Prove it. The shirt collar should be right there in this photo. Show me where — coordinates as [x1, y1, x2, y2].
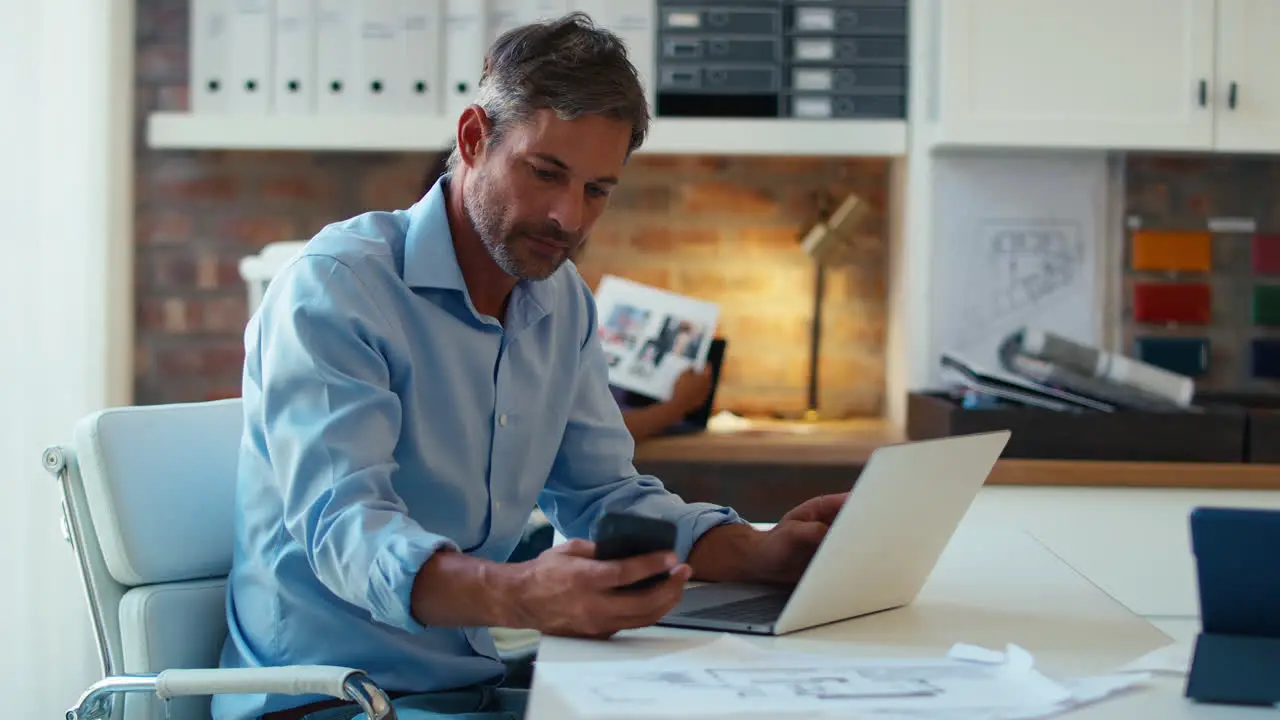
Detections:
[403, 175, 467, 292]
[403, 174, 556, 325]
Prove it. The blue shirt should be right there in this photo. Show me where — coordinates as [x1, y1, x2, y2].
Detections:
[213, 178, 742, 720]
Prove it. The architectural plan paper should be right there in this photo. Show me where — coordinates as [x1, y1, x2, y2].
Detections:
[535, 635, 1079, 719]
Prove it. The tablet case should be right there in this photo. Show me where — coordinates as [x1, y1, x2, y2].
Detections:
[1184, 506, 1280, 706]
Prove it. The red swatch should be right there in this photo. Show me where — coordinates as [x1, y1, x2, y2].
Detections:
[1133, 282, 1212, 324]
[1252, 235, 1280, 275]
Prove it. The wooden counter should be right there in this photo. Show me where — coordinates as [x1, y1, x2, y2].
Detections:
[631, 418, 1280, 520]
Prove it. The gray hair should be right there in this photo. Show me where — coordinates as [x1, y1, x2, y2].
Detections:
[446, 12, 650, 172]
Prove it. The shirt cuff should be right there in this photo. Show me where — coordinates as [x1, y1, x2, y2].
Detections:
[675, 505, 749, 563]
[367, 530, 460, 634]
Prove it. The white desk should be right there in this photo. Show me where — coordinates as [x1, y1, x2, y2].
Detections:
[526, 524, 1275, 719]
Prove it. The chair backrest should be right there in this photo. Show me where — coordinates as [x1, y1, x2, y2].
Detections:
[47, 399, 245, 720]
[239, 240, 307, 315]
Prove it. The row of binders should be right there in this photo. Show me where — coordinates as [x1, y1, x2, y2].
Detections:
[190, 0, 655, 116]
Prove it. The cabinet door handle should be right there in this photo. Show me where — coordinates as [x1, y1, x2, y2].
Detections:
[1199, 79, 1208, 107]
[1229, 81, 1238, 110]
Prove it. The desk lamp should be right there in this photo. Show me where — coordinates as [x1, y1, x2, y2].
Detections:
[798, 191, 872, 422]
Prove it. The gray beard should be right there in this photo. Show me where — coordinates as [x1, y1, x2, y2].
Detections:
[462, 178, 525, 279]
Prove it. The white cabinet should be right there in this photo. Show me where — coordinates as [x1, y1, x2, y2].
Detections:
[934, 0, 1215, 150]
[1214, 0, 1280, 153]
[932, 0, 1280, 154]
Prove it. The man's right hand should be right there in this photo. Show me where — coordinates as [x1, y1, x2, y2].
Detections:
[504, 538, 692, 639]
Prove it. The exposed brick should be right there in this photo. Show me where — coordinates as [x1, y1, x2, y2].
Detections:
[139, 298, 198, 334]
[149, 253, 197, 288]
[723, 313, 812, 349]
[205, 388, 242, 401]
[609, 184, 671, 212]
[193, 254, 243, 290]
[136, 43, 186, 84]
[360, 160, 431, 210]
[677, 266, 773, 299]
[822, 308, 885, 347]
[155, 84, 189, 112]
[580, 221, 630, 253]
[205, 344, 248, 377]
[631, 227, 718, 255]
[722, 351, 809, 388]
[1127, 181, 1171, 218]
[136, 211, 195, 245]
[599, 265, 673, 291]
[678, 182, 780, 216]
[195, 296, 249, 334]
[631, 155, 728, 173]
[148, 159, 238, 202]
[136, 2, 187, 44]
[731, 226, 802, 255]
[156, 347, 204, 376]
[732, 157, 830, 175]
[818, 353, 885, 390]
[261, 174, 340, 205]
[218, 215, 300, 247]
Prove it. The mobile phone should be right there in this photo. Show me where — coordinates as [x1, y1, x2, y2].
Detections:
[593, 512, 678, 591]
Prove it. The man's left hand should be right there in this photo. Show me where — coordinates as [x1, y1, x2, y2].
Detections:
[750, 493, 848, 584]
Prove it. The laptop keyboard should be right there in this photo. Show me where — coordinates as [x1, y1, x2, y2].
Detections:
[679, 592, 791, 623]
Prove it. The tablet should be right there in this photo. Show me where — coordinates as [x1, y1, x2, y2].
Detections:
[1189, 506, 1280, 639]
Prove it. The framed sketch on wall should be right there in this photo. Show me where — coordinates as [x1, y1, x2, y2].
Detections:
[927, 152, 1119, 385]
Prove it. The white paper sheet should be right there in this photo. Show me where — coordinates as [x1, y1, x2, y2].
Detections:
[1114, 641, 1193, 676]
[535, 635, 1149, 720]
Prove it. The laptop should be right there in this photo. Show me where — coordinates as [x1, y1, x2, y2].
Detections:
[1189, 506, 1280, 639]
[658, 430, 1012, 636]
[620, 338, 727, 435]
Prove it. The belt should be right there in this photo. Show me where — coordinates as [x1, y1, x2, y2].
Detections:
[261, 691, 413, 720]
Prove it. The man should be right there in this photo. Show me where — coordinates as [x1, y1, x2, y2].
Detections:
[216, 13, 845, 720]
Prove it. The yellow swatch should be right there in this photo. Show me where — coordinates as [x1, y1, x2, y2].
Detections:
[1131, 231, 1212, 273]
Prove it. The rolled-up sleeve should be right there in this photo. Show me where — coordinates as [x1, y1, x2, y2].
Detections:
[538, 285, 745, 561]
[255, 254, 455, 634]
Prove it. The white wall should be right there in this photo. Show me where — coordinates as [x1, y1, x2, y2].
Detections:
[0, 0, 134, 716]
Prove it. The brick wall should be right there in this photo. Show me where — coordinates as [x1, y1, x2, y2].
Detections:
[133, 0, 890, 417]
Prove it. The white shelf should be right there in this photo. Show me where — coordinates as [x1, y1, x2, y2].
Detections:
[145, 112, 908, 157]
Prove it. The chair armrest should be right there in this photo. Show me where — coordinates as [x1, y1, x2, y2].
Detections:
[67, 667, 396, 720]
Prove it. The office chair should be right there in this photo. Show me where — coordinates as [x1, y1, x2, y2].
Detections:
[43, 399, 397, 720]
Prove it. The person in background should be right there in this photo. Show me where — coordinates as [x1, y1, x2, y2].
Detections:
[421, 146, 714, 443]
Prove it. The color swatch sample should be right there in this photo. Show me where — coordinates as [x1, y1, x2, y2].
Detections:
[1252, 235, 1280, 275]
[1253, 285, 1280, 326]
[1130, 231, 1213, 272]
[1135, 336, 1209, 377]
[1132, 282, 1212, 324]
[1251, 339, 1280, 379]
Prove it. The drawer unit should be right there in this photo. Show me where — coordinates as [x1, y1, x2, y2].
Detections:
[658, 64, 781, 93]
[790, 65, 904, 93]
[788, 35, 907, 64]
[660, 36, 782, 64]
[659, 5, 782, 35]
[787, 4, 908, 35]
[652, 0, 910, 119]
[786, 92, 905, 119]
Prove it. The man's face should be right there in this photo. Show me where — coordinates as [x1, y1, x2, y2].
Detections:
[463, 109, 631, 281]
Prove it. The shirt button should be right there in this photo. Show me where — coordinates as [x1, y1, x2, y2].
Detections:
[498, 413, 508, 427]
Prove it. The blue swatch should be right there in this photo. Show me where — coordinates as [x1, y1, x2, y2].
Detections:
[1250, 339, 1280, 379]
[1135, 336, 1209, 377]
